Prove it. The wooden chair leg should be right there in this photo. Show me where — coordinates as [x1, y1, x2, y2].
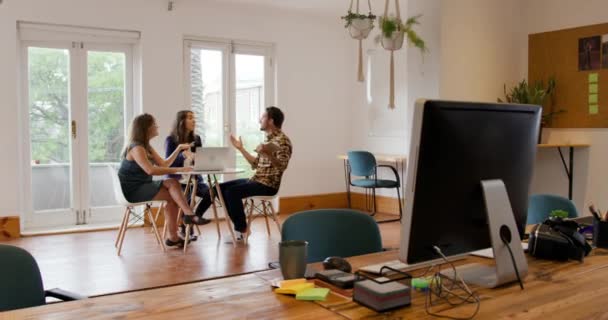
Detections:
[117, 209, 131, 256]
[262, 201, 271, 237]
[245, 199, 255, 244]
[114, 208, 129, 248]
[268, 201, 282, 234]
[183, 224, 191, 254]
[147, 206, 166, 252]
[145, 206, 161, 245]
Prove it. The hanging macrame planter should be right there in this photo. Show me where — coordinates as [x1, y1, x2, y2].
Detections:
[379, 0, 404, 109]
[342, 0, 376, 82]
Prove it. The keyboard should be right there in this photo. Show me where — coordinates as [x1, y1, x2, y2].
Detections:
[358, 260, 410, 275]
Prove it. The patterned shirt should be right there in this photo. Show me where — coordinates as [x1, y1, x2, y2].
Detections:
[250, 130, 292, 190]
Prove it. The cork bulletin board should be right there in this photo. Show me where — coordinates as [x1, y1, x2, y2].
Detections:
[529, 22, 608, 128]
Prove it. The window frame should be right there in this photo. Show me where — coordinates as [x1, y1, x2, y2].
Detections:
[183, 37, 275, 150]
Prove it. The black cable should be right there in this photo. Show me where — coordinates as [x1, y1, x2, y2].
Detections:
[501, 236, 524, 290]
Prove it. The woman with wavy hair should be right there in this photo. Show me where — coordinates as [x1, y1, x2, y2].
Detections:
[165, 110, 212, 241]
[118, 113, 207, 248]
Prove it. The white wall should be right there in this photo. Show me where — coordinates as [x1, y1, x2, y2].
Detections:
[523, 0, 608, 212]
[0, 0, 353, 217]
[439, 0, 526, 102]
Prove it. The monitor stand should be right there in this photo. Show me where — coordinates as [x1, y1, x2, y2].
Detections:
[440, 179, 528, 288]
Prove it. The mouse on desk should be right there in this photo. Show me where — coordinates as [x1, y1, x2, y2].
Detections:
[323, 256, 352, 273]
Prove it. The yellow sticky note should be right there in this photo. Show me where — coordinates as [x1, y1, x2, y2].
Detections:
[278, 278, 307, 288]
[589, 94, 599, 104]
[589, 104, 599, 114]
[589, 83, 598, 94]
[295, 288, 330, 301]
[589, 73, 599, 83]
[275, 283, 315, 295]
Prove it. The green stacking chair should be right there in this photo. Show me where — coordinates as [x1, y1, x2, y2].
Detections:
[527, 194, 579, 225]
[0, 244, 85, 312]
[347, 151, 402, 222]
[281, 209, 383, 263]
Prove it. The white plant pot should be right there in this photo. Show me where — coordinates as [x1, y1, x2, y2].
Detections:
[381, 30, 405, 51]
[348, 18, 374, 40]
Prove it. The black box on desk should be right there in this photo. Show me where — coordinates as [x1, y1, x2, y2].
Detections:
[352, 267, 412, 313]
[593, 219, 608, 248]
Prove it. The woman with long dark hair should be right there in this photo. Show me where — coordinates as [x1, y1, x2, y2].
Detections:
[118, 113, 208, 248]
[165, 110, 212, 240]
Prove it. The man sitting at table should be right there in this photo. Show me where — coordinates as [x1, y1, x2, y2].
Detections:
[222, 106, 292, 241]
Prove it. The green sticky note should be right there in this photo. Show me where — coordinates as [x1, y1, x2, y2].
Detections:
[295, 288, 330, 301]
[589, 73, 599, 83]
[589, 83, 599, 94]
[589, 104, 599, 114]
[589, 94, 599, 104]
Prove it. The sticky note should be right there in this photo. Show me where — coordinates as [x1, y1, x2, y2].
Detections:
[295, 288, 330, 301]
[589, 83, 598, 94]
[589, 104, 599, 114]
[278, 279, 307, 288]
[589, 94, 598, 104]
[275, 283, 315, 295]
[589, 73, 599, 83]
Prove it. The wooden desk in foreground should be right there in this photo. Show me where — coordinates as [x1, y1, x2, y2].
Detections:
[5, 248, 608, 319]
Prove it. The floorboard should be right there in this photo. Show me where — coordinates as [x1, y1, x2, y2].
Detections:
[1, 213, 401, 297]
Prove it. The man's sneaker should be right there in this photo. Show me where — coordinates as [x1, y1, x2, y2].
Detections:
[235, 231, 245, 242]
[179, 225, 197, 242]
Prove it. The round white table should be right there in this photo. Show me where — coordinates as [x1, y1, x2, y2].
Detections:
[175, 168, 245, 252]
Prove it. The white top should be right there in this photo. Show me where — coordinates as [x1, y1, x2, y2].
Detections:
[176, 168, 245, 175]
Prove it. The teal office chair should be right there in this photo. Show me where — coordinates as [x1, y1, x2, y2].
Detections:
[281, 209, 383, 263]
[527, 194, 579, 225]
[0, 244, 85, 312]
[347, 151, 402, 222]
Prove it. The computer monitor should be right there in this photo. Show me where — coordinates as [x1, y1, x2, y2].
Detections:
[399, 99, 540, 287]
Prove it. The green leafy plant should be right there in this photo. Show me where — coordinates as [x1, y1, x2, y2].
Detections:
[376, 14, 427, 53]
[550, 209, 569, 219]
[498, 77, 565, 126]
[341, 11, 376, 28]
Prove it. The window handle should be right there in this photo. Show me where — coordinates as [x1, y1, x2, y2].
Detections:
[71, 120, 77, 139]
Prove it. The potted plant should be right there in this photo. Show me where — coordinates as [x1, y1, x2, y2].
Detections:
[498, 77, 564, 143]
[376, 15, 427, 53]
[550, 209, 569, 219]
[342, 10, 376, 40]
[341, 1, 376, 82]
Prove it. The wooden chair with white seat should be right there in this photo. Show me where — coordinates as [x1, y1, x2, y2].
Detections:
[108, 166, 166, 255]
[243, 195, 281, 243]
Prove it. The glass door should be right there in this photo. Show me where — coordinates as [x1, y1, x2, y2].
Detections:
[22, 41, 134, 230]
[84, 46, 132, 224]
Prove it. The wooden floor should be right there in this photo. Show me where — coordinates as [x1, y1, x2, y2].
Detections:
[1, 213, 401, 297]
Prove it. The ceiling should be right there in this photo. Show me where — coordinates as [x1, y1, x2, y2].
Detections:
[201, 0, 355, 17]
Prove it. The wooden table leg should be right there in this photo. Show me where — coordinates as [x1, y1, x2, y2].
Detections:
[207, 175, 222, 239]
[190, 176, 202, 236]
[213, 174, 237, 245]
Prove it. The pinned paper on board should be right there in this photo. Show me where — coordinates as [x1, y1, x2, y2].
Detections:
[589, 83, 599, 94]
[590, 105, 599, 115]
[589, 94, 599, 104]
[579, 36, 601, 71]
[589, 73, 599, 83]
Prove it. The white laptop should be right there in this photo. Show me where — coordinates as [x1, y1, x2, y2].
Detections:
[193, 147, 230, 171]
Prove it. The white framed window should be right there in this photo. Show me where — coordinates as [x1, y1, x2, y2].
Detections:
[184, 37, 275, 176]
